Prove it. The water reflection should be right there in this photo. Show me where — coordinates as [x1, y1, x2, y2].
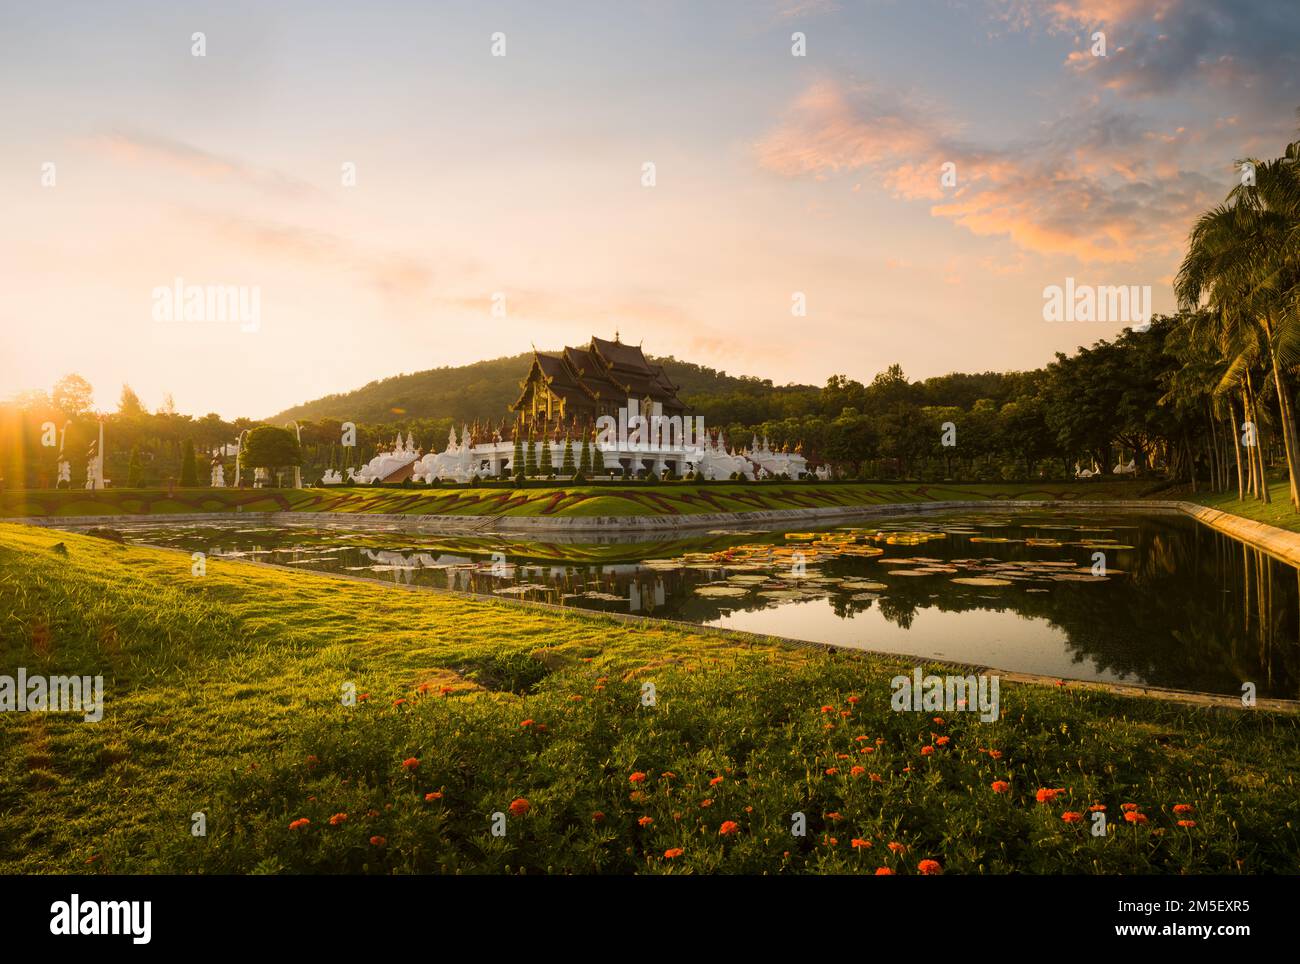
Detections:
[66, 512, 1300, 698]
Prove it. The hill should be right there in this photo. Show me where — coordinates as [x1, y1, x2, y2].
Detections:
[267, 351, 818, 424]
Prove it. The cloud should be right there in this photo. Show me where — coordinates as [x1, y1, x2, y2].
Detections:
[93, 130, 323, 199]
[992, 0, 1300, 99]
[755, 79, 1222, 262]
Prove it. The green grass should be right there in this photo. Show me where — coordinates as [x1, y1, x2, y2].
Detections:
[1, 521, 1297, 874]
[0, 479, 1159, 520]
[1187, 479, 1300, 533]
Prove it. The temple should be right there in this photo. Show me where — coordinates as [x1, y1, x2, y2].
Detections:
[512, 334, 686, 437]
[332, 335, 816, 484]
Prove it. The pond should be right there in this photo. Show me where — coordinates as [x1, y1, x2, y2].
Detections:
[71, 511, 1300, 699]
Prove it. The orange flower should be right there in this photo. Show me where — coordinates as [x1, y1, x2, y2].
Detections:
[851, 765, 867, 777]
[1061, 811, 1083, 823]
[1121, 802, 1139, 812]
[920, 746, 934, 756]
[855, 735, 870, 742]
[851, 838, 872, 849]
[875, 867, 894, 875]
[917, 859, 942, 875]
[664, 848, 684, 858]
[424, 792, 443, 802]
[932, 717, 945, 725]
[289, 818, 310, 830]
[825, 767, 839, 775]
[1172, 804, 1194, 815]
[860, 747, 875, 754]
[887, 841, 906, 854]
[700, 799, 714, 808]
[1088, 804, 1106, 812]
[1124, 811, 1148, 824]
[935, 736, 950, 746]
[869, 773, 883, 783]
[629, 771, 648, 784]
[821, 705, 834, 713]
[661, 771, 677, 779]
[369, 835, 386, 846]
[393, 698, 407, 707]
[417, 683, 430, 695]
[836, 753, 851, 760]
[508, 798, 531, 816]
[987, 750, 1003, 760]
[1035, 788, 1063, 803]
[718, 821, 740, 836]
[519, 719, 534, 728]
[592, 811, 605, 823]
[329, 812, 348, 826]
[569, 694, 583, 702]
[1177, 819, 1197, 828]
[847, 696, 860, 704]
[629, 791, 646, 803]
[826, 811, 843, 822]
[710, 776, 724, 786]
[840, 710, 851, 717]
[357, 693, 370, 702]
[305, 755, 319, 767]
[991, 780, 1010, 794]
[439, 686, 452, 695]
[401, 757, 419, 771]
[638, 816, 654, 827]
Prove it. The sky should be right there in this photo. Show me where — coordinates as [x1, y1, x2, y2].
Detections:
[1, 0, 1298, 419]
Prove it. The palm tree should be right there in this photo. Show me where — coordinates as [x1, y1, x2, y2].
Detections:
[1176, 136, 1300, 509]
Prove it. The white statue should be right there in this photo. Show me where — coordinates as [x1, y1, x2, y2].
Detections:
[211, 459, 226, 487]
[57, 459, 71, 487]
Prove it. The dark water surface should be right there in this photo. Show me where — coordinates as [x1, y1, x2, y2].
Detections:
[74, 511, 1300, 698]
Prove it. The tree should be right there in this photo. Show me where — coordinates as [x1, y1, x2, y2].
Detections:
[180, 439, 198, 486]
[539, 436, 553, 476]
[52, 374, 94, 417]
[118, 385, 146, 417]
[239, 426, 302, 479]
[592, 437, 605, 476]
[578, 438, 592, 475]
[560, 434, 575, 476]
[524, 431, 538, 476]
[512, 433, 525, 477]
[127, 446, 144, 487]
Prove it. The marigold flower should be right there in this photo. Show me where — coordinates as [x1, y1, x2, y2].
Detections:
[709, 776, 724, 786]
[440, 685, 452, 695]
[932, 717, 945, 725]
[425, 792, 443, 802]
[920, 746, 934, 756]
[718, 821, 740, 836]
[664, 848, 684, 858]
[1177, 819, 1197, 828]
[1121, 802, 1139, 812]
[638, 816, 653, 827]
[851, 838, 872, 849]
[825, 767, 839, 775]
[991, 780, 1010, 794]
[826, 811, 843, 822]
[629, 771, 648, 784]
[847, 696, 860, 704]
[369, 835, 386, 846]
[661, 771, 677, 779]
[987, 750, 1003, 760]
[861, 747, 875, 754]
[289, 818, 310, 830]
[306, 755, 319, 766]
[1173, 804, 1194, 815]
[851, 765, 867, 777]
[1035, 788, 1062, 803]
[935, 736, 950, 746]
[887, 841, 906, 854]
[875, 867, 894, 875]
[821, 705, 834, 713]
[869, 773, 882, 782]
[508, 798, 531, 816]
[700, 799, 714, 807]
[1061, 811, 1083, 823]
[917, 859, 942, 875]
[1124, 811, 1148, 824]
[1088, 804, 1106, 812]
[855, 735, 870, 742]
[329, 812, 348, 826]
[836, 753, 851, 760]
[592, 811, 605, 823]
[401, 757, 419, 771]
[357, 693, 370, 702]
[393, 698, 407, 707]
[519, 719, 534, 728]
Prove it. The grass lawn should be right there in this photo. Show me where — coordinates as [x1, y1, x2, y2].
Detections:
[1187, 479, 1300, 533]
[0, 479, 1159, 520]
[1, 521, 1297, 874]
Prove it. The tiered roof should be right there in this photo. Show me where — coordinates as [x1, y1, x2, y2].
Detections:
[512, 335, 686, 418]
